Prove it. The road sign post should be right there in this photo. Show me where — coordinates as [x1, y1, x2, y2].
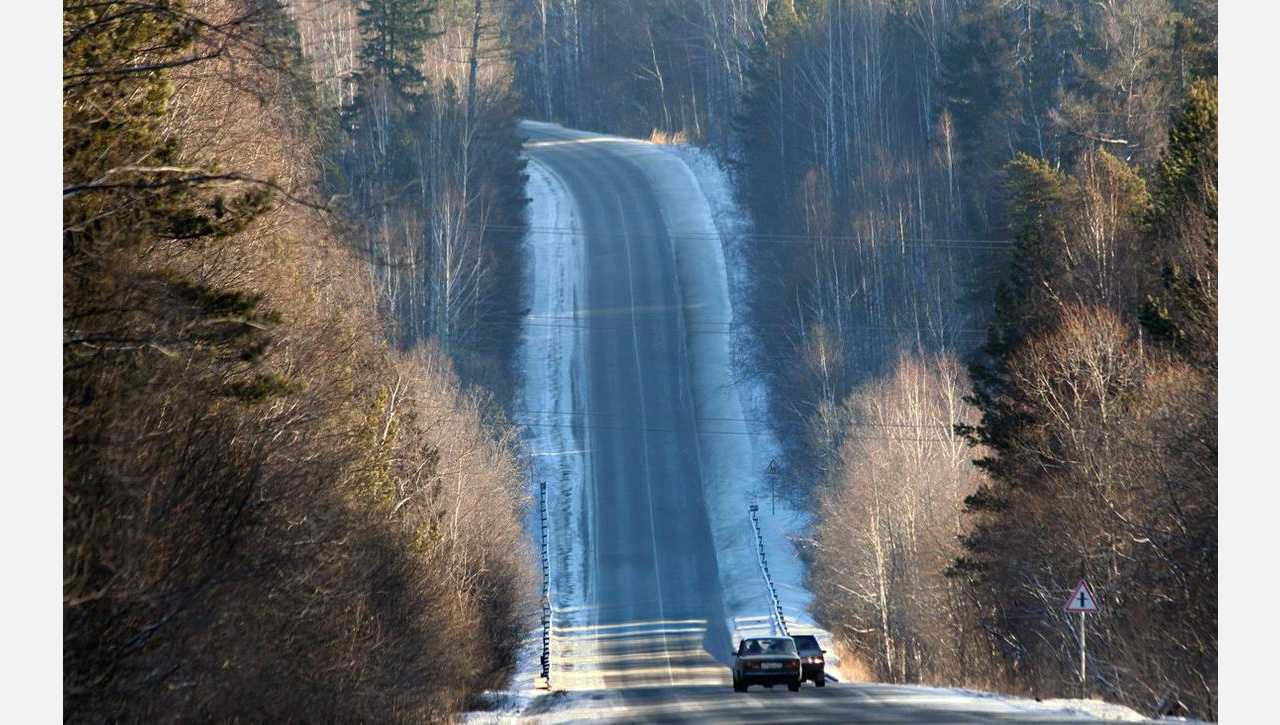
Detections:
[1078, 612, 1086, 698]
[1063, 579, 1100, 698]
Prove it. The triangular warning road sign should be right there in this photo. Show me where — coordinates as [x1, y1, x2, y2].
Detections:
[1064, 579, 1100, 613]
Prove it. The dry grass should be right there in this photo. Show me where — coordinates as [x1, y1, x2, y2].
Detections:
[826, 639, 875, 684]
[648, 128, 690, 145]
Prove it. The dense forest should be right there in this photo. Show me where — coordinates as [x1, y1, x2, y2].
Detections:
[64, 0, 1218, 720]
[509, 0, 1217, 718]
[64, 0, 533, 719]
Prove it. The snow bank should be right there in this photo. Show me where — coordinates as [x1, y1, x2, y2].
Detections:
[467, 681, 1160, 724]
[637, 141, 847, 673]
[852, 683, 1156, 722]
[515, 154, 605, 695]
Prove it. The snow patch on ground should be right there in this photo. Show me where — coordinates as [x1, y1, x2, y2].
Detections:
[646, 142, 834, 656]
[467, 151, 608, 724]
[460, 631, 543, 723]
[519, 154, 611, 692]
[470, 682, 1161, 724]
[1022, 697, 1153, 721]
[858, 682, 1158, 722]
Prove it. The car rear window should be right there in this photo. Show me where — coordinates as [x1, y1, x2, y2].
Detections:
[791, 635, 821, 653]
[744, 638, 797, 655]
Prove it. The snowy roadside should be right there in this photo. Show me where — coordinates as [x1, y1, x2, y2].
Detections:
[639, 141, 845, 675]
[516, 154, 609, 693]
[464, 149, 603, 722]
[853, 682, 1178, 722]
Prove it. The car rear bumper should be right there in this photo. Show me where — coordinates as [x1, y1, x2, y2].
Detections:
[802, 667, 825, 682]
[739, 671, 802, 686]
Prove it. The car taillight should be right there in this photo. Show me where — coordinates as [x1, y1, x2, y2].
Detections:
[786, 660, 797, 669]
[745, 661, 760, 670]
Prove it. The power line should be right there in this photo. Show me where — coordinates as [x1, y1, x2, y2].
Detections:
[515, 418, 962, 444]
[409, 400, 966, 440]
[509, 403, 957, 431]
[499, 414, 964, 444]
[512, 318, 990, 336]
[483, 223, 1016, 251]
[404, 308, 992, 343]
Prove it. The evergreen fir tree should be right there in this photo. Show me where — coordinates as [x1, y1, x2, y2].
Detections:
[357, 0, 438, 99]
[1138, 78, 1217, 368]
[958, 153, 1073, 481]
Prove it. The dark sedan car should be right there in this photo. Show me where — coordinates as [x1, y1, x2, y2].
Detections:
[791, 634, 826, 687]
[731, 637, 802, 692]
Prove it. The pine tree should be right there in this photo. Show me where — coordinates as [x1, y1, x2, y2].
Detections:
[952, 85, 1216, 716]
[64, 1, 289, 710]
[64, 1, 282, 405]
[957, 154, 1073, 483]
[342, 1, 440, 223]
[357, 0, 438, 99]
[1138, 78, 1217, 369]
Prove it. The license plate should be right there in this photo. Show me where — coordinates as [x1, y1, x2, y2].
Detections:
[762, 662, 782, 670]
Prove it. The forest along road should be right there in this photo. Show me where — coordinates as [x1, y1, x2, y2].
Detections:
[518, 122, 1142, 723]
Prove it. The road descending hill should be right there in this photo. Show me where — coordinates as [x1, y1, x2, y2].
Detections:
[510, 121, 1155, 724]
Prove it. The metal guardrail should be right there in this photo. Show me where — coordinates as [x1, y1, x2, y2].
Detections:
[748, 504, 842, 684]
[538, 480, 551, 687]
[748, 503, 789, 636]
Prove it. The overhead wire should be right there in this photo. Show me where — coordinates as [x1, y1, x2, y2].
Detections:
[399, 155, 996, 446]
[481, 222, 1016, 252]
[409, 400, 966, 443]
[431, 413, 964, 444]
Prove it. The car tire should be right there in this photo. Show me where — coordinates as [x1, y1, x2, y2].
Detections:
[788, 682, 801, 692]
[816, 678, 825, 687]
[733, 678, 746, 693]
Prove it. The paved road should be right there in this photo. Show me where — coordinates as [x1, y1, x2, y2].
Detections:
[522, 681, 1155, 723]
[518, 122, 1146, 723]
[523, 121, 732, 692]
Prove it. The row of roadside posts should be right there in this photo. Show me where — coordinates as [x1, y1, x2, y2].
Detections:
[748, 503, 789, 636]
[537, 481, 551, 690]
[1064, 578, 1100, 699]
[755, 460, 788, 634]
